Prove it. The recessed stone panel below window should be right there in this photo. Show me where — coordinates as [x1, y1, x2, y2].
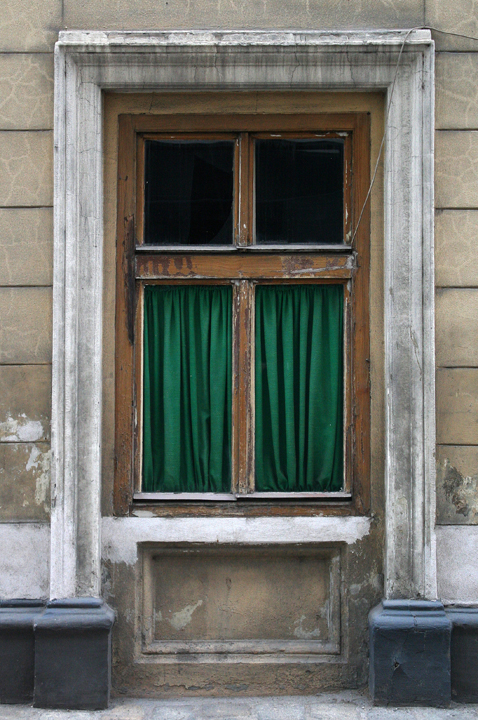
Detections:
[140, 544, 341, 660]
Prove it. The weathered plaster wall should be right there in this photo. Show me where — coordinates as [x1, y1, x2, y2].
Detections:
[0, 523, 49, 598]
[437, 526, 478, 603]
[0, 0, 477, 644]
[0, 1, 54, 579]
[65, 0, 425, 32]
[434, 37, 478, 513]
[433, 4, 478, 598]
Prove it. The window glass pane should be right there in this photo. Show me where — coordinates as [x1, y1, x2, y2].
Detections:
[143, 285, 232, 492]
[255, 139, 344, 245]
[255, 284, 343, 492]
[144, 140, 234, 245]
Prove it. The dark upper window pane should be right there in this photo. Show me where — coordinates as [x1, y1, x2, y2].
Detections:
[144, 140, 234, 245]
[255, 139, 344, 245]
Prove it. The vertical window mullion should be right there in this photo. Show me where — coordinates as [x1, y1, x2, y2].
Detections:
[237, 133, 252, 247]
[232, 282, 240, 492]
[136, 135, 145, 245]
[343, 280, 353, 494]
[134, 281, 144, 494]
[344, 133, 353, 245]
[233, 279, 255, 493]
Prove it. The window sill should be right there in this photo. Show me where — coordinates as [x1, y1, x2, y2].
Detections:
[135, 244, 351, 253]
[133, 491, 352, 502]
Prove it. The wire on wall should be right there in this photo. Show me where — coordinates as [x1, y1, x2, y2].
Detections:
[350, 24, 478, 245]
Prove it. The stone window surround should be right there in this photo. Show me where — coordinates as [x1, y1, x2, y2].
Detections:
[51, 30, 435, 602]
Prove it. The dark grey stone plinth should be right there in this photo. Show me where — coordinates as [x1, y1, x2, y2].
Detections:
[369, 599, 451, 707]
[0, 600, 45, 704]
[446, 607, 478, 703]
[33, 598, 115, 710]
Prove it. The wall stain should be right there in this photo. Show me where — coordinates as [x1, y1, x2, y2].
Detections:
[26, 445, 51, 514]
[167, 599, 203, 631]
[0, 413, 43, 442]
[293, 614, 321, 640]
[438, 458, 478, 522]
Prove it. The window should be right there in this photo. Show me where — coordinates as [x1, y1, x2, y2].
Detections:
[114, 113, 370, 515]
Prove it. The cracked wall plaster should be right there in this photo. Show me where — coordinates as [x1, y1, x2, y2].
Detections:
[436, 131, 478, 208]
[63, 0, 423, 34]
[436, 369, 478, 445]
[0, 208, 53, 286]
[0, 54, 53, 130]
[435, 210, 478, 287]
[0, 0, 61, 51]
[0, 131, 52, 206]
[436, 53, 478, 130]
[427, 0, 478, 51]
[0, 523, 49, 598]
[436, 289, 478, 367]
[0, 287, 52, 364]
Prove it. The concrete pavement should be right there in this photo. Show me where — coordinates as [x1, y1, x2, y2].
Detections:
[0, 692, 477, 720]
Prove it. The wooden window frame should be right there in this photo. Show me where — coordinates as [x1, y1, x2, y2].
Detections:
[114, 113, 370, 518]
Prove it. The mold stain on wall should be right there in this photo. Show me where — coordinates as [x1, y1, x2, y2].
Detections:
[26, 445, 51, 513]
[437, 457, 478, 523]
[0, 413, 44, 442]
[158, 600, 204, 631]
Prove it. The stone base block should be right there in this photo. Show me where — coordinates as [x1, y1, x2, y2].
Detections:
[33, 598, 115, 710]
[0, 600, 45, 704]
[369, 599, 451, 707]
[446, 607, 478, 703]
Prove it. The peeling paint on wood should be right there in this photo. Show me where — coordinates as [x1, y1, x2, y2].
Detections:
[136, 253, 353, 280]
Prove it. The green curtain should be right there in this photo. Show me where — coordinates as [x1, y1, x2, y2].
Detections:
[143, 285, 232, 492]
[255, 284, 343, 492]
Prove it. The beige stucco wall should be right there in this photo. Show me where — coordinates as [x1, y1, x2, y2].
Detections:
[0, 0, 477, 599]
[435, 50, 478, 532]
[0, 50, 53, 534]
